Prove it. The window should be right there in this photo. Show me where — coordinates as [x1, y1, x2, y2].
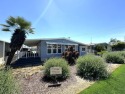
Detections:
[47, 44, 62, 54]
[81, 47, 86, 52]
[47, 44, 52, 54]
[65, 45, 75, 51]
[65, 45, 68, 51]
[58, 45, 61, 53]
[52, 44, 57, 53]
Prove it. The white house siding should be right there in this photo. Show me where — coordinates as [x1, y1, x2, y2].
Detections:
[0, 42, 4, 64]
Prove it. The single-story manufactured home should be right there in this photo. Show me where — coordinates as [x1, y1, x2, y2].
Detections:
[0, 38, 89, 65]
[0, 40, 10, 64]
[24, 38, 88, 61]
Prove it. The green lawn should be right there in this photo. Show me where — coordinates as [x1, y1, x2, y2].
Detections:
[79, 64, 125, 94]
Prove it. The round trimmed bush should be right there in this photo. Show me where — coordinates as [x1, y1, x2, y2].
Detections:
[77, 54, 108, 80]
[44, 58, 70, 79]
[103, 52, 124, 64]
[0, 68, 19, 94]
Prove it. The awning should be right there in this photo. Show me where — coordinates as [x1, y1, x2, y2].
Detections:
[24, 39, 41, 46]
[46, 42, 78, 45]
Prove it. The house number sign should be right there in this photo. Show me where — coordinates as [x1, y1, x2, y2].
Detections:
[50, 67, 62, 75]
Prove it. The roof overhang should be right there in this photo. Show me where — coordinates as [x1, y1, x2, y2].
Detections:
[46, 42, 78, 45]
[0, 40, 9, 44]
[24, 38, 88, 46]
[24, 39, 41, 46]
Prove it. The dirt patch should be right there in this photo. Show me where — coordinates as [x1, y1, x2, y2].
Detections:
[13, 66, 44, 76]
[15, 64, 121, 94]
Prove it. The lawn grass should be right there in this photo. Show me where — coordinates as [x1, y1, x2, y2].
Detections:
[79, 64, 125, 94]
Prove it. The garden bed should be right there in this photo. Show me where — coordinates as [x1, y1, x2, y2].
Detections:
[79, 64, 125, 94]
[14, 64, 121, 94]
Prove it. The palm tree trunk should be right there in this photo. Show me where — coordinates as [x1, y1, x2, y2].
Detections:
[6, 49, 16, 67]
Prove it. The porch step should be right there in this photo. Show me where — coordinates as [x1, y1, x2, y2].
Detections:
[11, 57, 43, 68]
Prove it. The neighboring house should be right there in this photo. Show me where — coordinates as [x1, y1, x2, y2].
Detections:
[24, 38, 88, 61]
[0, 40, 10, 65]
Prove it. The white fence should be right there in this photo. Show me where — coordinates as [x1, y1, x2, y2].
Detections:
[16, 51, 39, 59]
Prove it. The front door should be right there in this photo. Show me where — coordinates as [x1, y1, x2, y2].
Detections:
[79, 46, 86, 56]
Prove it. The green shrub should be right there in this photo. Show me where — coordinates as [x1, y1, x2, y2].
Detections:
[44, 58, 70, 79]
[103, 52, 124, 64]
[118, 51, 125, 58]
[77, 54, 108, 80]
[97, 51, 108, 56]
[0, 68, 20, 94]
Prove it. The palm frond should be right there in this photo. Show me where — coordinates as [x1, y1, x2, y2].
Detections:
[16, 16, 31, 29]
[1, 16, 34, 34]
[2, 28, 10, 31]
[0, 24, 10, 27]
[6, 16, 16, 26]
[29, 28, 34, 34]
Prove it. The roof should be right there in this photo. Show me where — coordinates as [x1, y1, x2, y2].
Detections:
[24, 38, 88, 46]
[24, 39, 41, 46]
[0, 40, 9, 44]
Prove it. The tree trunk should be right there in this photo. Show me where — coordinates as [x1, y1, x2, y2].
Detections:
[6, 49, 16, 67]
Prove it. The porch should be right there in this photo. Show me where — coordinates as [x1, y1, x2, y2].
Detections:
[10, 40, 42, 68]
[14, 39, 41, 60]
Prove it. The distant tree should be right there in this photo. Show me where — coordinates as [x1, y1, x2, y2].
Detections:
[0, 16, 34, 67]
[109, 38, 121, 45]
[98, 43, 108, 49]
[94, 43, 108, 53]
[94, 44, 106, 52]
[112, 42, 125, 51]
[110, 38, 117, 42]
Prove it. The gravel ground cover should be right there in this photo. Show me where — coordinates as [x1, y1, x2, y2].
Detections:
[14, 64, 121, 94]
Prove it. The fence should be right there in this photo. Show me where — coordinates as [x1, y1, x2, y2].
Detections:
[16, 51, 39, 59]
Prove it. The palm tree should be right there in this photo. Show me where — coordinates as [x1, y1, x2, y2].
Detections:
[0, 16, 34, 66]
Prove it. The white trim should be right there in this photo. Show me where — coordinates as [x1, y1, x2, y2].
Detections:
[75, 45, 78, 51]
[47, 44, 62, 55]
[80, 46, 87, 52]
[46, 42, 78, 45]
[64, 45, 76, 51]
[80, 46, 86, 55]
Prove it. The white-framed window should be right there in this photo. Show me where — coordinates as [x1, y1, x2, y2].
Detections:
[81, 46, 86, 52]
[47, 44, 62, 54]
[65, 45, 75, 51]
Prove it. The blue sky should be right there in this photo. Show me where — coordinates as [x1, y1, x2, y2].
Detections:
[0, 0, 125, 44]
